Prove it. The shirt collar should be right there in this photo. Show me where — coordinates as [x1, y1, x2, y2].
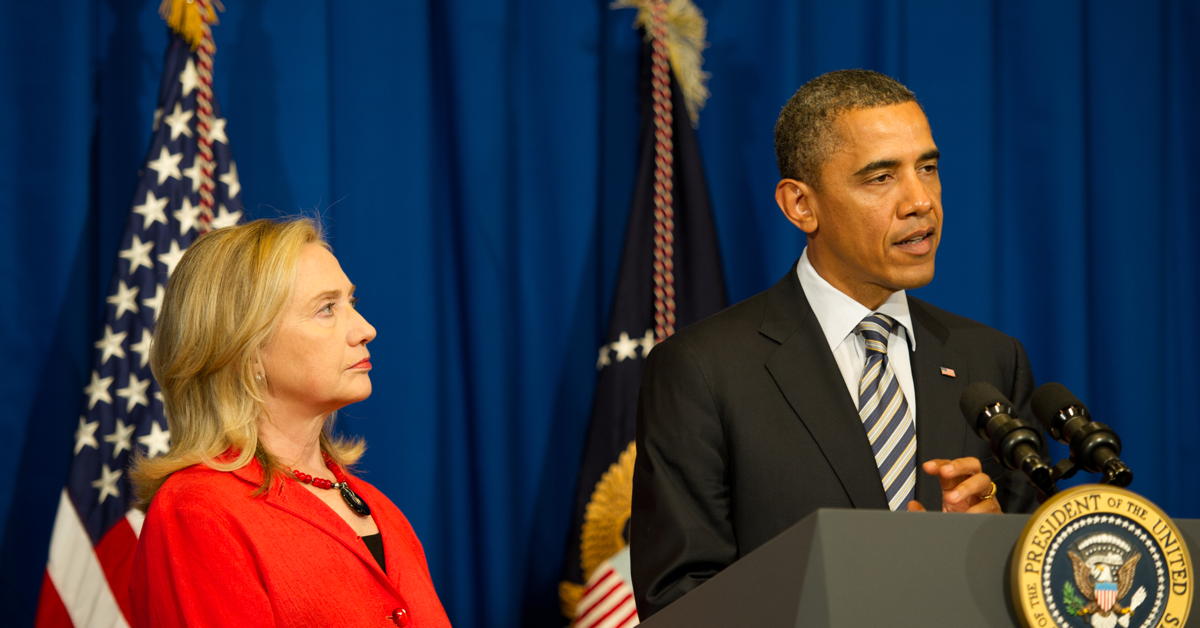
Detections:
[795, 248, 917, 352]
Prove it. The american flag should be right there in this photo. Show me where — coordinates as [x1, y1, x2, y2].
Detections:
[35, 22, 242, 627]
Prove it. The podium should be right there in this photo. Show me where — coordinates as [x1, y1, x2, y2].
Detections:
[639, 509, 1200, 627]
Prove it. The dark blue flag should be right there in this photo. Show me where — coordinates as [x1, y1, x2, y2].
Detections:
[561, 11, 726, 625]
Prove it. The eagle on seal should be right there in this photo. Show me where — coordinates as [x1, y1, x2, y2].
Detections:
[1068, 549, 1145, 627]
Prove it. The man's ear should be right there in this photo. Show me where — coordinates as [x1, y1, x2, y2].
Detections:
[775, 178, 818, 234]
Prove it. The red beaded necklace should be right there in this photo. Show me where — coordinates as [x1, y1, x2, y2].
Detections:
[291, 453, 372, 517]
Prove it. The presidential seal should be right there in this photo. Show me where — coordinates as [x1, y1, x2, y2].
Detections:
[1011, 485, 1192, 628]
[559, 441, 636, 618]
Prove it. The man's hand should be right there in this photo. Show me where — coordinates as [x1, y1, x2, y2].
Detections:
[905, 457, 1001, 514]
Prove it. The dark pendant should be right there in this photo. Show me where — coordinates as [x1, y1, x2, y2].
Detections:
[338, 483, 371, 516]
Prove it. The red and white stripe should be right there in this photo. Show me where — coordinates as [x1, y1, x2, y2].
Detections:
[574, 552, 640, 628]
[36, 491, 142, 627]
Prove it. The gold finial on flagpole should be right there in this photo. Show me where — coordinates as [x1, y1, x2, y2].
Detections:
[159, 0, 224, 49]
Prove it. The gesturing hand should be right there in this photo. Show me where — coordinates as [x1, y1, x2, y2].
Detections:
[905, 457, 1001, 514]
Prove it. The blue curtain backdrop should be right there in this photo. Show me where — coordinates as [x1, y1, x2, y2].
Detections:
[2, 1, 1197, 625]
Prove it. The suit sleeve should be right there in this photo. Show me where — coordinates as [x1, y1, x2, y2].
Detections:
[998, 336, 1040, 514]
[630, 335, 736, 617]
[131, 493, 273, 627]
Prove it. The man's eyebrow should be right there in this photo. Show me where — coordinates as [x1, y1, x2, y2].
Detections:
[853, 159, 899, 177]
[852, 149, 940, 177]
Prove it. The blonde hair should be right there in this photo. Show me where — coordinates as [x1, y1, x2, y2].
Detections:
[131, 218, 364, 507]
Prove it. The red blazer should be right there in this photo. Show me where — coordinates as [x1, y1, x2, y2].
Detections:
[131, 457, 450, 627]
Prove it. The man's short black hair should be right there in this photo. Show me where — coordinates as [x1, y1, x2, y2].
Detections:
[774, 69, 918, 186]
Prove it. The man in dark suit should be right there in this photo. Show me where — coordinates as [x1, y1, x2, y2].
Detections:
[629, 70, 1037, 616]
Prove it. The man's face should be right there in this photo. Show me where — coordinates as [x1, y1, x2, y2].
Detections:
[787, 101, 942, 309]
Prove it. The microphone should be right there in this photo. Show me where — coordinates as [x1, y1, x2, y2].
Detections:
[1031, 383, 1133, 487]
[959, 382, 1055, 496]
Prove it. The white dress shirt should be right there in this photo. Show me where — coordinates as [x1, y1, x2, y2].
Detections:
[795, 249, 918, 423]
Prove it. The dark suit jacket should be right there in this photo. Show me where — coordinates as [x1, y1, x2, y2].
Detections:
[630, 268, 1036, 616]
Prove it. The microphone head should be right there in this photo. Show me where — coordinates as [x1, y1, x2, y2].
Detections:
[959, 381, 1010, 420]
[1031, 382, 1088, 431]
[959, 382, 1014, 438]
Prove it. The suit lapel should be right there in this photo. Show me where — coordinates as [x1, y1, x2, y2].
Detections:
[908, 299, 969, 511]
[760, 271, 889, 509]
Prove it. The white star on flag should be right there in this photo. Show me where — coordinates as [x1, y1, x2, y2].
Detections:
[209, 117, 229, 145]
[146, 146, 183, 185]
[119, 234, 155, 274]
[597, 345, 612, 369]
[219, 162, 241, 199]
[611, 332, 639, 362]
[74, 417, 100, 455]
[129, 330, 153, 369]
[639, 329, 657, 357]
[104, 419, 137, 457]
[162, 102, 193, 140]
[93, 325, 128, 365]
[107, 280, 140, 319]
[158, 240, 185, 276]
[142, 284, 165, 321]
[174, 197, 201, 234]
[132, 191, 169, 229]
[116, 374, 150, 413]
[91, 464, 123, 504]
[210, 204, 244, 229]
[181, 159, 203, 194]
[137, 422, 172, 458]
[83, 371, 114, 410]
[179, 58, 199, 96]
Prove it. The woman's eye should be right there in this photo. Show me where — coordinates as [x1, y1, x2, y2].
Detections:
[318, 302, 335, 316]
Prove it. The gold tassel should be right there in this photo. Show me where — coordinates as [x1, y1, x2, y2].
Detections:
[159, 0, 224, 49]
[614, 0, 710, 126]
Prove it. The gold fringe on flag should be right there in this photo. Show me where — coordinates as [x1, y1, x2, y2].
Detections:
[614, 0, 710, 125]
[159, 0, 224, 49]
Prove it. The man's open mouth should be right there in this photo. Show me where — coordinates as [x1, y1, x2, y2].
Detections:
[895, 229, 934, 246]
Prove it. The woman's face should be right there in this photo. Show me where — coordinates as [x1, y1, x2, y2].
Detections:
[259, 243, 376, 419]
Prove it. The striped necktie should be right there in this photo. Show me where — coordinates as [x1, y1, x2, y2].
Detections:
[856, 313, 917, 511]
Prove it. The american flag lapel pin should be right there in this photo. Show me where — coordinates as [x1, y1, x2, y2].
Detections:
[940, 366, 957, 378]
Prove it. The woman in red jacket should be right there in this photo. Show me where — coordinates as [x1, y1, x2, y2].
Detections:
[129, 218, 450, 627]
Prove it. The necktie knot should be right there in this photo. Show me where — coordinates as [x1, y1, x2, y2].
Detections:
[857, 313, 898, 355]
